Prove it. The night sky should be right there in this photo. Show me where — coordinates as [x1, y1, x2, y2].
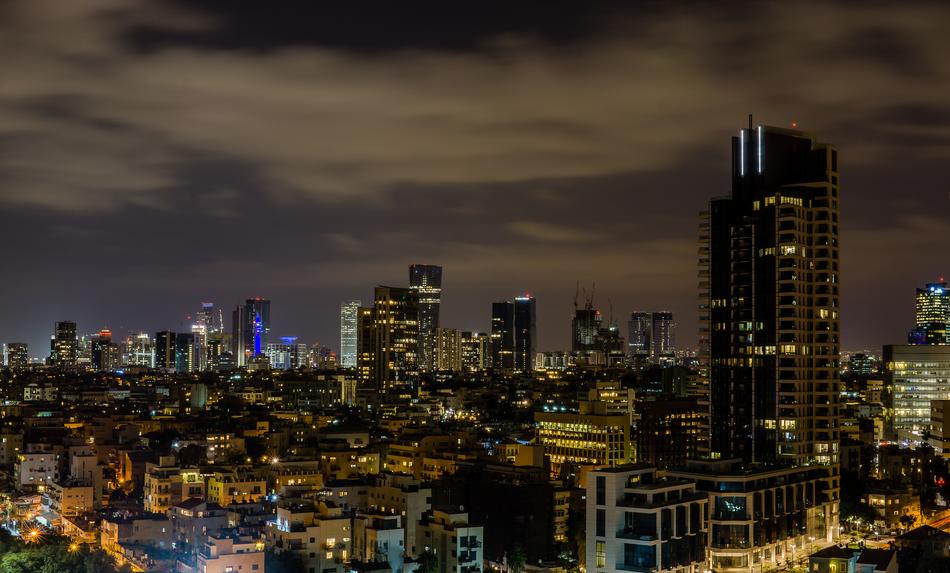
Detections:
[1, 1, 948, 358]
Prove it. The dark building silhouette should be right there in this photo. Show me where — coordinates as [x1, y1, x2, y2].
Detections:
[702, 122, 840, 468]
[491, 294, 536, 372]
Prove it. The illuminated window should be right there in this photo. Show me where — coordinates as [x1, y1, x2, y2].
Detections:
[595, 541, 606, 568]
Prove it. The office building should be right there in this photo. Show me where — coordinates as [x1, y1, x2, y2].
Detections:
[49, 320, 78, 368]
[535, 397, 632, 479]
[124, 333, 154, 367]
[885, 344, 950, 441]
[91, 329, 120, 372]
[491, 294, 536, 373]
[5, 342, 28, 369]
[410, 264, 443, 372]
[356, 306, 375, 385]
[909, 281, 950, 344]
[155, 331, 176, 370]
[233, 297, 270, 365]
[702, 123, 840, 468]
[436, 328, 462, 371]
[586, 465, 707, 573]
[175, 332, 197, 373]
[627, 312, 676, 365]
[340, 299, 362, 368]
[373, 286, 420, 390]
[266, 337, 308, 370]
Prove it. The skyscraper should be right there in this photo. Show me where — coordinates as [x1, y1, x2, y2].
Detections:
[409, 264, 443, 371]
[124, 332, 154, 367]
[372, 286, 420, 390]
[626, 311, 675, 364]
[627, 312, 652, 360]
[651, 311, 675, 360]
[175, 332, 197, 373]
[702, 122, 840, 469]
[490, 301, 514, 370]
[571, 307, 602, 352]
[49, 321, 78, 368]
[91, 329, 120, 372]
[155, 331, 176, 370]
[233, 298, 271, 365]
[490, 295, 536, 373]
[909, 281, 950, 344]
[340, 300, 362, 368]
[435, 328, 462, 371]
[4, 343, 28, 369]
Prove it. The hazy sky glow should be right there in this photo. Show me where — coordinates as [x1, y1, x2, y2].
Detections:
[2, 1, 949, 356]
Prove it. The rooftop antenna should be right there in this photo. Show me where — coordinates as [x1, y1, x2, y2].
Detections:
[574, 280, 579, 311]
[589, 282, 596, 311]
[748, 113, 753, 130]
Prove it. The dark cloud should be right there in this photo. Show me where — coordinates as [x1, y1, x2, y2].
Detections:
[1, 0, 949, 358]
[120, 0, 641, 54]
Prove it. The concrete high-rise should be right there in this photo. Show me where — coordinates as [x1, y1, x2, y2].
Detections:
[409, 264, 442, 371]
[340, 300, 362, 368]
[701, 122, 840, 470]
[49, 321, 78, 368]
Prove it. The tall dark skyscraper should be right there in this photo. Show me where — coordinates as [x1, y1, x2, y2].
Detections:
[626, 311, 675, 364]
[49, 320, 78, 368]
[233, 298, 271, 365]
[571, 307, 602, 352]
[702, 122, 840, 469]
[909, 281, 950, 344]
[155, 330, 176, 370]
[409, 264, 442, 371]
[175, 332, 197, 373]
[490, 294, 536, 373]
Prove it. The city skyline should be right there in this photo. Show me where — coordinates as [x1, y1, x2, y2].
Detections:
[2, 2, 949, 356]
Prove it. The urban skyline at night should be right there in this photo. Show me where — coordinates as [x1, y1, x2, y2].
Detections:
[4, 3, 950, 573]
[2, 2, 949, 357]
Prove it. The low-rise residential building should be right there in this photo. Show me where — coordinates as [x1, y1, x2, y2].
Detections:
[416, 508, 483, 573]
[666, 459, 838, 572]
[207, 470, 266, 507]
[266, 499, 353, 573]
[198, 532, 265, 573]
[586, 464, 707, 573]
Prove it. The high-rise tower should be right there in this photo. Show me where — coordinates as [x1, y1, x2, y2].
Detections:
[49, 321, 78, 368]
[490, 294, 536, 373]
[909, 281, 950, 344]
[233, 298, 270, 365]
[372, 286, 420, 390]
[409, 264, 442, 371]
[340, 300, 362, 368]
[702, 122, 840, 469]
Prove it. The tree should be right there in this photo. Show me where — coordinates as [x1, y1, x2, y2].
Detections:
[417, 548, 439, 573]
[509, 546, 527, 573]
[899, 513, 917, 530]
